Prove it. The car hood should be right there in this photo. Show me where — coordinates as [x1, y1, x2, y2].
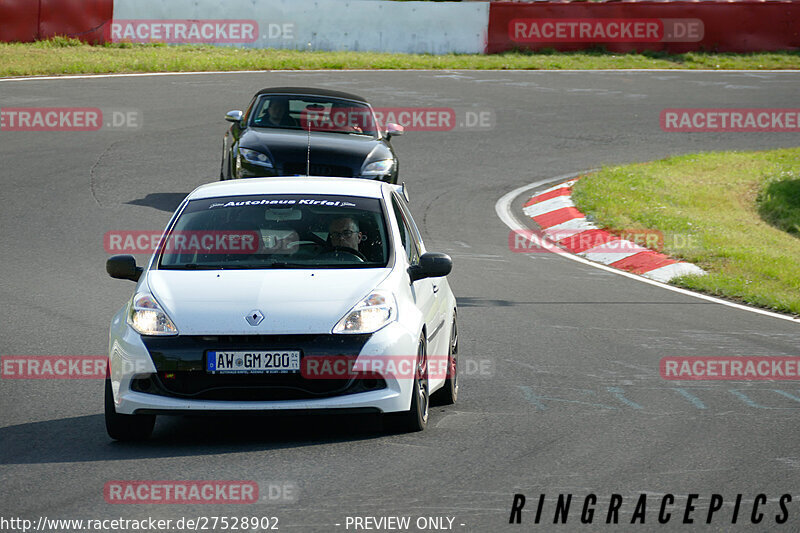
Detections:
[147, 268, 391, 335]
[241, 128, 382, 171]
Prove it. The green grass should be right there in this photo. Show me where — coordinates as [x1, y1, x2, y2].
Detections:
[571, 148, 800, 316]
[0, 38, 798, 77]
[758, 172, 800, 236]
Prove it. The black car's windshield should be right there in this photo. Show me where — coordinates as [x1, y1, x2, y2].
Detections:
[250, 95, 378, 137]
[158, 194, 390, 270]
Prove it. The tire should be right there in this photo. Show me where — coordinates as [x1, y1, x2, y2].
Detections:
[105, 378, 155, 441]
[431, 317, 458, 406]
[219, 137, 228, 181]
[386, 336, 429, 433]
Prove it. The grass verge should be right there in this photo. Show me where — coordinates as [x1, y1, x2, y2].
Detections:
[0, 38, 798, 77]
[570, 148, 800, 316]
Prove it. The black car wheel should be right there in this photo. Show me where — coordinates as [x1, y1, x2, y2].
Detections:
[431, 316, 458, 406]
[105, 378, 155, 441]
[220, 137, 227, 181]
[387, 335, 429, 433]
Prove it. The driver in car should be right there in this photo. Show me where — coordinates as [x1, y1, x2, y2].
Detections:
[328, 217, 363, 252]
[261, 98, 298, 127]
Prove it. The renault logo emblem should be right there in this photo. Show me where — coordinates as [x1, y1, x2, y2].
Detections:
[245, 309, 264, 326]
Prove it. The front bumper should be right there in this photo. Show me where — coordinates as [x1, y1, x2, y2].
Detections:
[238, 160, 394, 182]
[108, 312, 418, 415]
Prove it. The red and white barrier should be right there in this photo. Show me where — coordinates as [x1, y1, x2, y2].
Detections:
[0, 0, 113, 43]
[489, 1, 800, 54]
[1, 1, 797, 55]
[521, 180, 706, 283]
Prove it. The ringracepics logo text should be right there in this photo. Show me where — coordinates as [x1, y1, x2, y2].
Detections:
[509, 493, 792, 525]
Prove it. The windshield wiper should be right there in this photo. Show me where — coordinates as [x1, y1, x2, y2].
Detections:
[164, 263, 226, 270]
[219, 262, 312, 269]
[163, 262, 381, 270]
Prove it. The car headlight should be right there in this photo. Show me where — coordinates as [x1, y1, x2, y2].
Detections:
[127, 293, 178, 336]
[361, 159, 394, 177]
[333, 291, 396, 334]
[239, 147, 274, 168]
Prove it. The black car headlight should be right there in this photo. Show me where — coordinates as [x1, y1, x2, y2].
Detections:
[361, 159, 394, 177]
[238, 147, 274, 168]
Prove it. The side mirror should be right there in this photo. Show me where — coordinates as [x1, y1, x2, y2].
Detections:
[385, 122, 404, 139]
[408, 252, 452, 282]
[107, 255, 143, 282]
[225, 110, 244, 123]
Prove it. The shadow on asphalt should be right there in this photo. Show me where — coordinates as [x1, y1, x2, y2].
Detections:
[126, 193, 189, 212]
[0, 413, 387, 464]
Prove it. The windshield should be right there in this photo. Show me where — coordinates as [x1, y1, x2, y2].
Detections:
[157, 194, 390, 270]
[249, 94, 378, 137]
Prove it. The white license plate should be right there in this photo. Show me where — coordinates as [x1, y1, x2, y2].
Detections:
[207, 351, 301, 374]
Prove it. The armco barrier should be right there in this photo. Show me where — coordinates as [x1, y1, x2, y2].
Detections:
[488, 1, 800, 54]
[0, 0, 39, 42]
[3, 0, 798, 54]
[0, 0, 113, 43]
[40, 0, 113, 43]
[111, 0, 489, 54]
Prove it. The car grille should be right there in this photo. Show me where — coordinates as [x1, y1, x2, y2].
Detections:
[138, 334, 385, 401]
[131, 372, 386, 401]
[283, 163, 353, 177]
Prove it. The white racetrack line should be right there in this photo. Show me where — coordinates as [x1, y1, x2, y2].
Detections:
[1, 69, 798, 82]
[496, 172, 800, 324]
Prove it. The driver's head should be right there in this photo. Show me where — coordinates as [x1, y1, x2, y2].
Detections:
[267, 98, 289, 123]
[329, 217, 362, 251]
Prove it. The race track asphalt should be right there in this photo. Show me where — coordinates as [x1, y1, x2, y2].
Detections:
[1, 70, 799, 532]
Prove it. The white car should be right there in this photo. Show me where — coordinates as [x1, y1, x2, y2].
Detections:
[105, 177, 458, 440]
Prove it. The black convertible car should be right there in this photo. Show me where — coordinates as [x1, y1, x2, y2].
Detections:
[221, 87, 403, 183]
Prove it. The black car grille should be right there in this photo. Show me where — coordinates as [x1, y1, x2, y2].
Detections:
[131, 372, 386, 401]
[138, 334, 385, 401]
[283, 163, 353, 177]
